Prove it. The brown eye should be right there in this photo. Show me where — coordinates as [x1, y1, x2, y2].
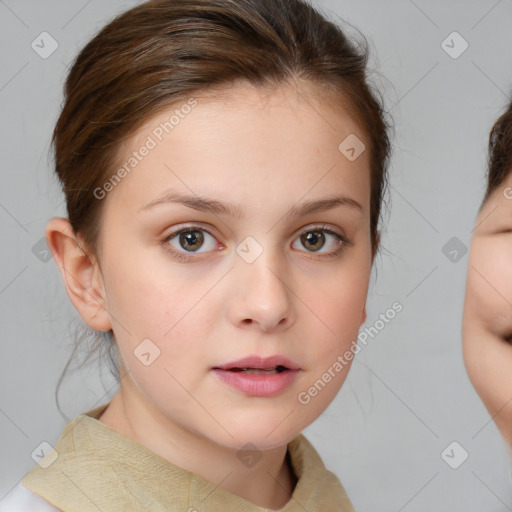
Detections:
[300, 231, 326, 251]
[163, 226, 218, 258]
[292, 226, 348, 256]
[178, 230, 204, 251]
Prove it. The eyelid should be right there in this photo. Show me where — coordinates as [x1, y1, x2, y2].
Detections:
[161, 221, 219, 241]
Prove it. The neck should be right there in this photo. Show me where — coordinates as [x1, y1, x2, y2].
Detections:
[98, 385, 297, 510]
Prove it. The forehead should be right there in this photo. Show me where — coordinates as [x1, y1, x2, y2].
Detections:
[124, 79, 365, 152]
[106, 80, 371, 216]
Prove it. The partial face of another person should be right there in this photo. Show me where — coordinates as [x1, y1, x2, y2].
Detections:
[61, 80, 374, 451]
[463, 171, 512, 445]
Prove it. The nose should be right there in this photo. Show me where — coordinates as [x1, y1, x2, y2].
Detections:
[227, 248, 296, 332]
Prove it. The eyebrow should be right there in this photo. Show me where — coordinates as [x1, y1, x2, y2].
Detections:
[139, 191, 363, 219]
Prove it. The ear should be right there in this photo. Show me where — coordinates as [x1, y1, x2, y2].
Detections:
[360, 305, 367, 326]
[45, 217, 112, 332]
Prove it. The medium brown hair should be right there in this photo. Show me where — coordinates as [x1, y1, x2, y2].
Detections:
[52, 0, 392, 416]
[481, 100, 512, 209]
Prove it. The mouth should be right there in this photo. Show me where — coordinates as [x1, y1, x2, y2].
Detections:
[211, 355, 301, 396]
[212, 355, 301, 372]
[223, 365, 289, 374]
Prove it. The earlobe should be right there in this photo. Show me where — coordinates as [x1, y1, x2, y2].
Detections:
[45, 217, 112, 332]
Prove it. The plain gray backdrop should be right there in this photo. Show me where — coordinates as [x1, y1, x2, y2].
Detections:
[1, 0, 512, 510]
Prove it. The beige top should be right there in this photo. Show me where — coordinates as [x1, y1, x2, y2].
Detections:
[21, 403, 355, 512]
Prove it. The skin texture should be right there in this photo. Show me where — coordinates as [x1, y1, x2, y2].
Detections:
[46, 80, 374, 509]
[463, 171, 512, 447]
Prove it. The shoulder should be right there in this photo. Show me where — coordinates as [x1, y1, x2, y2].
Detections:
[0, 481, 62, 512]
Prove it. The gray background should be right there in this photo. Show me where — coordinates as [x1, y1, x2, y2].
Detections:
[1, 0, 512, 510]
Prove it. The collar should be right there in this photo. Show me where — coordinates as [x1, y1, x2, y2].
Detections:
[22, 403, 354, 512]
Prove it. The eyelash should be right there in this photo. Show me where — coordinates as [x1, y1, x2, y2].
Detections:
[160, 224, 352, 263]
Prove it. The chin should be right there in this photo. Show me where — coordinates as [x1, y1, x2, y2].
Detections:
[209, 418, 306, 451]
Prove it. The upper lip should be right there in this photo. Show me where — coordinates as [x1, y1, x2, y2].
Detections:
[213, 355, 301, 371]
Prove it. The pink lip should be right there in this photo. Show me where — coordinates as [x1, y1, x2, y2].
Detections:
[211, 355, 301, 397]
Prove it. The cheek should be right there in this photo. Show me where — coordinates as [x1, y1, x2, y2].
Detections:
[106, 267, 219, 407]
[101, 249, 219, 378]
[102, 241, 211, 327]
[466, 237, 512, 332]
[302, 258, 370, 358]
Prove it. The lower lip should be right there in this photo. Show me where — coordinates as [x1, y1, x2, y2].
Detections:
[211, 368, 300, 397]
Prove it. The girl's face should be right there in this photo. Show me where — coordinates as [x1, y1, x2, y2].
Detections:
[463, 171, 512, 445]
[91, 81, 373, 450]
